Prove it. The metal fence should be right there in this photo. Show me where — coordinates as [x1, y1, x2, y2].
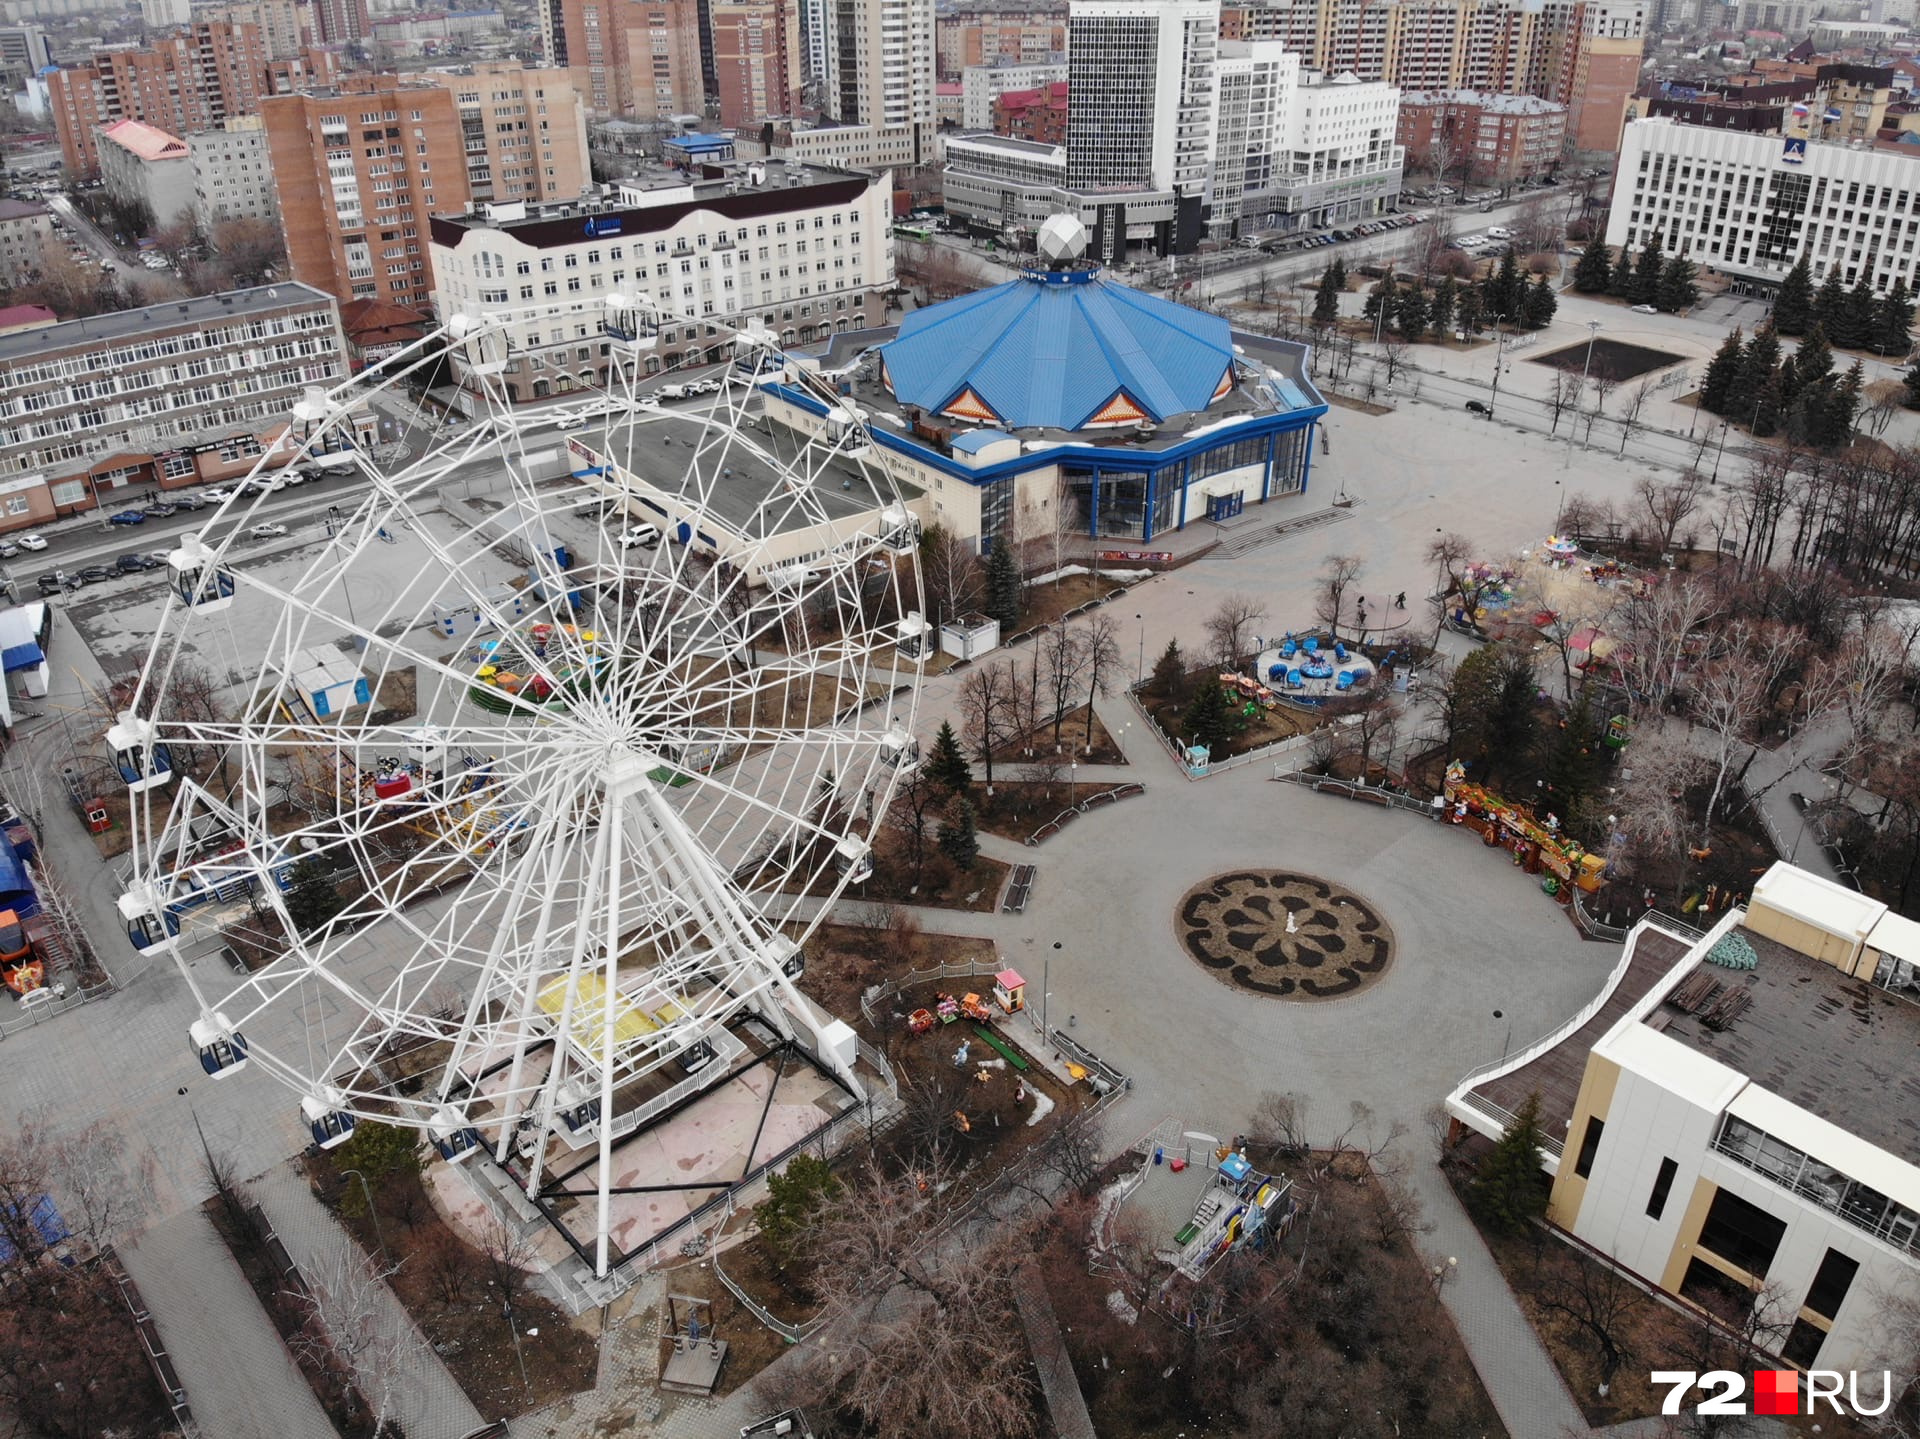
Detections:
[1272, 770, 1436, 817]
[859, 956, 1007, 1025]
[1024, 783, 1146, 844]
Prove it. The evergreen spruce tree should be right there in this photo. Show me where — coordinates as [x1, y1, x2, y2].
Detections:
[1572, 233, 1613, 293]
[1824, 359, 1864, 448]
[1906, 358, 1920, 409]
[1727, 322, 1781, 424]
[1486, 250, 1522, 322]
[1838, 273, 1878, 352]
[1312, 265, 1342, 325]
[1698, 327, 1743, 415]
[985, 536, 1021, 630]
[1874, 277, 1915, 357]
[925, 720, 973, 793]
[1545, 689, 1603, 810]
[1363, 270, 1398, 323]
[1148, 638, 1188, 703]
[1430, 276, 1458, 336]
[1520, 273, 1557, 329]
[1630, 235, 1665, 305]
[286, 858, 347, 935]
[1607, 247, 1635, 298]
[936, 794, 979, 871]
[1457, 284, 1486, 335]
[1181, 677, 1236, 755]
[1752, 365, 1788, 438]
[1810, 267, 1847, 339]
[1468, 1091, 1550, 1235]
[1655, 256, 1698, 313]
[1792, 323, 1834, 393]
[1329, 256, 1347, 290]
[1396, 284, 1430, 341]
[1773, 254, 1814, 335]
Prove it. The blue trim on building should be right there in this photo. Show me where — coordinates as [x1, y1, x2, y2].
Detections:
[770, 381, 1327, 542]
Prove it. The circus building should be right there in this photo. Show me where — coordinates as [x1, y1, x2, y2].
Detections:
[765, 216, 1329, 548]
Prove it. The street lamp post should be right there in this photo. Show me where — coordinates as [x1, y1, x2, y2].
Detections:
[1563, 320, 1602, 469]
[339, 1168, 387, 1263]
[1047, 940, 1062, 1041]
[1486, 326, 1508, 420]
[1135, 612, 1146, 684]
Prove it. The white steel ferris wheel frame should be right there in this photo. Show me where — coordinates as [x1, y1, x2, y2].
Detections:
[120, 294, 922, 1276]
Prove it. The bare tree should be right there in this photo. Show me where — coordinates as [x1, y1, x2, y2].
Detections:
[1040, 627, 1087, 749]
[1248, 1089, 1312, 1156]
[787, 1159, 1038, 1439]
[1535, 1244, 1651, 1399]
[1689, 621, 1802, 848]
[1614, 720, 1708, 881]
[887, 765, 944, 887]
[1315, 553, 1365, 638]
[1080, 611, 1123, 753]
[294, 1244, 428, 1434]
[1636, 470, 1709, 556]
[1548, 367, 1584, 437]
[1511, 195, 1562, 255]
[957, 660, 1027, 793]
[1204, 592, 1270, 668]
[1583, 374, 1619, 443]
[1614, 574, 1722, 718]
[1618, 377, 1658, 455]
[921, 525, 984, 633]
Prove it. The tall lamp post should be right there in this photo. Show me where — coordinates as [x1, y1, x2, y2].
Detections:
[1563, 320, 1602, 469]
[1135, 612, 1145, 684]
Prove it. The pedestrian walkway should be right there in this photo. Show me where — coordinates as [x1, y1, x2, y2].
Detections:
[249, 1161, 486, 1439]
[119, 1207, 336, 1439]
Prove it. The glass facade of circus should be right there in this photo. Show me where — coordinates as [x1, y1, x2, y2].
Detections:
[942, 414, 1316, 543]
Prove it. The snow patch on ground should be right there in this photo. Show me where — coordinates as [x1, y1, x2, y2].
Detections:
[1025, 1086, 1056, 1127]
[1028, 564, 1152, 585]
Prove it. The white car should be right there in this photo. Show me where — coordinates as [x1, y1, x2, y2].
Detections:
[247, 522, 289, 539]
[201, 486, 233, 502]
[655, 382, 692, 400]
[555, 413, 588, 431]
[14, 533, 46, 552]
[616, 524, 662, 548]
[1630, 304, 1658, 315]
[279, 469, 307, 486]
[1487, 226, 1512, 239]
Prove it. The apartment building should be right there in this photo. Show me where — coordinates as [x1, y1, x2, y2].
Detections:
[201, 0, 306, 60]
[1608, 115, 1920, 298]
[779, 0, 936, 169]
[1449, 863, 1920, 1373]
[993, 81, 1067, 144]
[960, 58, 1067, 128]
[541, 0, 704, 119]
[1397, 89, 1567, 181]
[0, 200, 52, 285]
[49, 20, 268, 178]
[712, 0, 801, 126]
[428, 157, 893, 403]
[1217, 0, 1641, 154]
[0, 25, 50, 83]
[935, 2, 1067, 78]
[188, 116, 278, 232]
[311, 0, 370, 45]
[1067, 0, 1220, 206]
[97, 119, 195, 229]
[0, 284, 357, 524]
[264, 69, 589, 310]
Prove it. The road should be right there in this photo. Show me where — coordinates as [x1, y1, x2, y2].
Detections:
[45, 192, 143, 285]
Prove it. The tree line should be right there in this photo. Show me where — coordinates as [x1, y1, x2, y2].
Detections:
[1698, 321, 1864, 449]
[1570, 233, 1701, 313]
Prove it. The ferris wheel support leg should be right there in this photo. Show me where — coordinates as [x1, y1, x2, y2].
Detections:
[522, 808, 615, 1207]
[488, 836, 577, 1165]
[596, 784, 627, 1278]
[627, 768, 865, 1104]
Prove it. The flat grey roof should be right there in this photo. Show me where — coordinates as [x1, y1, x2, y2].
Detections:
[1650, 926, 1920, 1164]
[571, 398, 914, 538]
[0, 283, 337, 364]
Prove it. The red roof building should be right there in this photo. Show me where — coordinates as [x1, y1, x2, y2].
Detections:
[992, 81, 1067, 145]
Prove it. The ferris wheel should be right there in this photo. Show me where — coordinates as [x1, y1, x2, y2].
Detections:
[114, 295, 922, 1277]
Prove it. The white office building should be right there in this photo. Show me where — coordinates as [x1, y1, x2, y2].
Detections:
[1066, 0, 1219, 201]
[1609, 115, 1920, 297]
[1449, 862, 1920, 1373]
[428, 158, 895, 404]
[960, 59, 1068, 130]
[780, 0, 936, 170]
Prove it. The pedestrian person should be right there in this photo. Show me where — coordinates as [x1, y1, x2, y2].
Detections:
[1396, 591, 1406, 609]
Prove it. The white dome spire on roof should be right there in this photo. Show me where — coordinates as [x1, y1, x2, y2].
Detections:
[1037, 213, 1090, 267]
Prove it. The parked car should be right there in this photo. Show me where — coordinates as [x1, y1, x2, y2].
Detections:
[109, 510, 147, 525]
[279, 469, 307, 486]
[616, 524, 662, 549]
[247, 522, 289, 539]
[655, 382, 692, 400]
[201, 486, 234, 502]
[15, 533, 47, 552]
[77, 565, 111, 585]
[1466, 400, 1490, 415]
[34, 572, 77, 596]
[116, 553, 160, 573]
[171, 493, 207, 510]
[1630, 303, 1658, 314]
[141, 502, 176, 518]
[0, 542, 17, 558]
[555, 412, 588, 431]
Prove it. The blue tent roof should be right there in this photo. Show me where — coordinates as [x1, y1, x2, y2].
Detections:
[880, 269, 1235, 431]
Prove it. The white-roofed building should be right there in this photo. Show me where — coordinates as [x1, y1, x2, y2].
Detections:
[1448, 861, 1920, 1373]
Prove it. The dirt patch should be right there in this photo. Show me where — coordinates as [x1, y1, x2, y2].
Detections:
[991, 703, 1128, 766]
[367, 665, 417, 725]
[970, 779, 1139, 843]
[647, 1252, 795, 1397]
[1018, 573, 1130, 632]
[794, 919, 997, 1035]
[1137, 667, 1321, 762]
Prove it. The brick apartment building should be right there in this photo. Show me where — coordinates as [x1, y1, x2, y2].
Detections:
[0, 200, 53, 285]
[712, 0, 801, 127]
[935, 1, 1067, 79]
[992, 80, 1067, 144]
[263, 68, 589, 312]
[0, 284, 360, 526]
[49, 21, 266, 178]
[1396, 90, 1567, 182]
[541, 0, 705, 118]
